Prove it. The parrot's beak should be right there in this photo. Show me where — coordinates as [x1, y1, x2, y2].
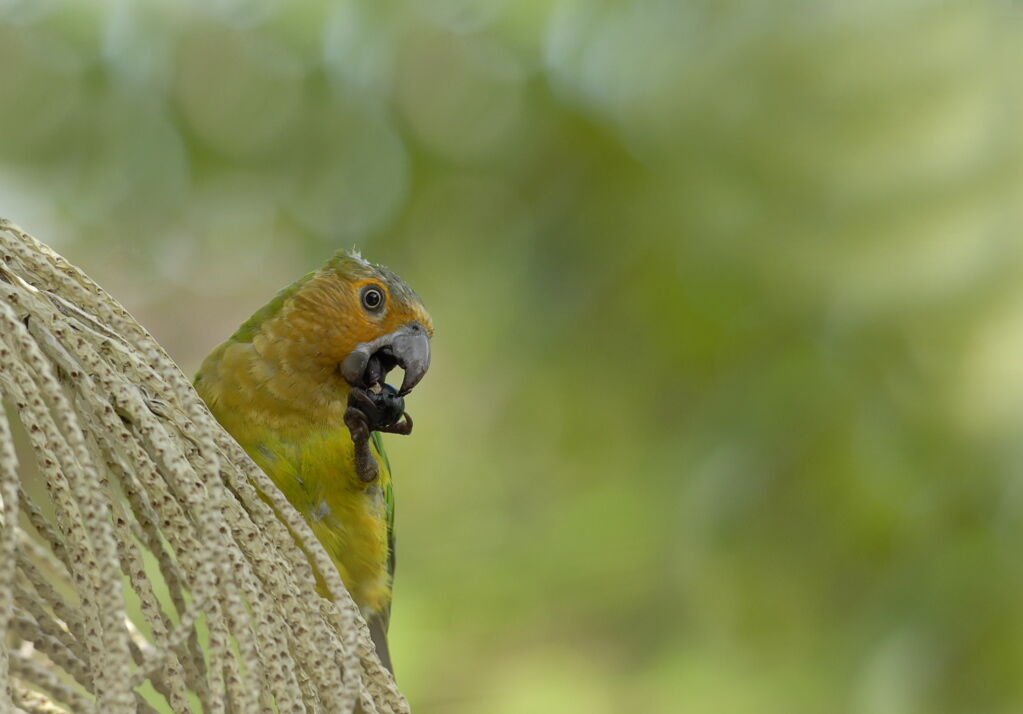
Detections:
[340, 321, 431, 396]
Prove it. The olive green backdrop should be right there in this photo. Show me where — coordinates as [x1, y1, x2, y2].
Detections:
[2, 1, 1022, 712]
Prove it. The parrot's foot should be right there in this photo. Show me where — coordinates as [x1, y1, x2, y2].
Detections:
[345, 385, 416, 482]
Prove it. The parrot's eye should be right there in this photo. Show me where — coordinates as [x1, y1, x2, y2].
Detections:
[361, 285, 385, 313]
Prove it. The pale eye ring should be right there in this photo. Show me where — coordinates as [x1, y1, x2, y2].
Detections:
[361, 285, 385, 312]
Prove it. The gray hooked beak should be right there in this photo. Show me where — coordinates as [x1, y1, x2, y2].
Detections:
[340, 321, 431, 396]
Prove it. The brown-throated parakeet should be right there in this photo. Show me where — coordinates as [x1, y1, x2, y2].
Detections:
[194, 251, 432, 672]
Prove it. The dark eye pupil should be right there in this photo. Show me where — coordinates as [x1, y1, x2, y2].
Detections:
[364, 289, 381, 308]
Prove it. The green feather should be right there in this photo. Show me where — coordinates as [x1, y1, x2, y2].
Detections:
[371, 430, 395, 570]
[229, 269, 316, 343]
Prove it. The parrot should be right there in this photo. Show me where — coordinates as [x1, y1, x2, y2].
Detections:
[193, 250, 433, 672]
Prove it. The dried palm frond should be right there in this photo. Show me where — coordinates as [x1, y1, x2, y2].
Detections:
[0, 219, 409, 714]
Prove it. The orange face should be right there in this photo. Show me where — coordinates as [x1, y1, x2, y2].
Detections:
[285, 252, 433, 395]
[344, 276, 434, 346]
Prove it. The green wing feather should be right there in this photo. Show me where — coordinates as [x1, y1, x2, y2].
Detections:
[368, 431, 395, 672]
[370, 430, 395, 581]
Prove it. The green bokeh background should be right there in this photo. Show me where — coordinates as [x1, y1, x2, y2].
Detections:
[3, 1, 1023, 712]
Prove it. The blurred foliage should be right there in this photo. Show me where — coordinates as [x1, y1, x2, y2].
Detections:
[2, 0, 1023, 712]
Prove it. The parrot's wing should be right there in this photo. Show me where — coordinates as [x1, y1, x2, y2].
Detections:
[369, 431, 395, 673]
[370, 431, 396, 597]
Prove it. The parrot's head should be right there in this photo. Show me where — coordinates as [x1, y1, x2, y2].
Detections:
[226, 250, 433, 408]
[196, 250, 432, 434]
[305, 251, 433, 397]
